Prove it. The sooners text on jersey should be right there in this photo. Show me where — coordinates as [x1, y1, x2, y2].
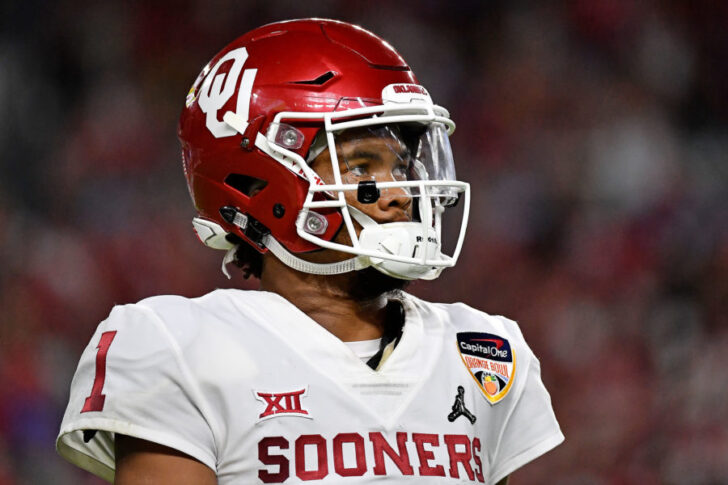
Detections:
[257, 431, 485, 483]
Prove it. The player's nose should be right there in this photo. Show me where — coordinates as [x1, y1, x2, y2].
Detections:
[376, 186, 412, 222]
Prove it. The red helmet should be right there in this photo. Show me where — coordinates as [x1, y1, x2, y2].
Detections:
[179, 19, 470, 280]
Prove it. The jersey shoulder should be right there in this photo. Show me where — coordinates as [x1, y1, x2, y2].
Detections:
[56, 289, 287, 478]
[122, 289, 285, 346]
[133, 288, 267, 325]
[405, 294, 528, 348]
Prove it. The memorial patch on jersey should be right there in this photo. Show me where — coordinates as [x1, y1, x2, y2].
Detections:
[456, 332, 515, 404]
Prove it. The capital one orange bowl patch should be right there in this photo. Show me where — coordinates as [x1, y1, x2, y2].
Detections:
[457, 332, 516, 404]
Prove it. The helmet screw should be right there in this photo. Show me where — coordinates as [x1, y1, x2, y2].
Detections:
[282, 130, 297, 147]
[273, 203, 285, 218]
[241, 137, 250, 148]
[306, 215, 322, 232]
[303, 212, 328, 235]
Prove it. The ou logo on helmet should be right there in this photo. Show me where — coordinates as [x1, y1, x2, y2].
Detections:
[194, 47, 258, 138]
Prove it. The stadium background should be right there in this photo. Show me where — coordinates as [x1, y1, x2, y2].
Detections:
[1, 1, 726, 483]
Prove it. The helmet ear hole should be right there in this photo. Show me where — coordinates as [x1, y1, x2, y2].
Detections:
[225, 174, 268, 197]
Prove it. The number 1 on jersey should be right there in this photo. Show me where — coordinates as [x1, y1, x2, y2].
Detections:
[81, 330, 117, 413]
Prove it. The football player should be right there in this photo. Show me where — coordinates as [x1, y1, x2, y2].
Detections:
[57, 19, 563, 484]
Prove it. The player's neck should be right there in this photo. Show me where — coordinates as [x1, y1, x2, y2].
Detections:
[259, 255, 390, 342]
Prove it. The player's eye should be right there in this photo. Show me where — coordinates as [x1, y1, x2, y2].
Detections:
[392, 164, 408, 180]
[348, 165, 368, 177]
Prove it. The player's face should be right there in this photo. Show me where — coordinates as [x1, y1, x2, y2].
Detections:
[303, 126, 415, 296]
[311, 126, 414, 225]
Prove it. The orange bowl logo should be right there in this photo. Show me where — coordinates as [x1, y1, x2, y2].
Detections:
[456, 332, 515, 405]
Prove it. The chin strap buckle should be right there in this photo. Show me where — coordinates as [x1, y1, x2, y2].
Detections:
[219, 206, 269, 248]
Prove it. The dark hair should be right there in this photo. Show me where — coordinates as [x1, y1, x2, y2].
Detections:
[228, 235, 263, 279]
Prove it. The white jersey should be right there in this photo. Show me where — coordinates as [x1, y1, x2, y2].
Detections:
[57, 289, 563, 484]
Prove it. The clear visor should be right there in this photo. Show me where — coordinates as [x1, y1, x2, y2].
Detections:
[322, 122, 459, 207]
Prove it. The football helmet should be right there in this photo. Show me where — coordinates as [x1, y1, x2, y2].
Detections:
[179, 18, 470, 280]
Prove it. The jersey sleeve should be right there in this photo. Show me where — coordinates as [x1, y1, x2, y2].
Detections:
[56, 303, 217, 482]
[488, 348, 564, 484]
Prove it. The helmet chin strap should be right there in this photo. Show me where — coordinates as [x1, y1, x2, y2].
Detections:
[222, 237, 369, 279]
[216, 206, 437, 280]
[263, 235, 370, 275]
[346, 206, 445, 281]
[262, 206, 377, 277]
[262, 207, 440, 281]
[210, 210, 370, 278]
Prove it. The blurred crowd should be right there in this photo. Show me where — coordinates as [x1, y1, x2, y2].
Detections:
[1, 1, 726, 484]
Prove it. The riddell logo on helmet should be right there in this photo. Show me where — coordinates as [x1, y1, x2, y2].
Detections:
[392, 84, 428, 95]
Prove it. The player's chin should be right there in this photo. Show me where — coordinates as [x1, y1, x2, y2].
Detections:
[349, 267, 410, 302]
